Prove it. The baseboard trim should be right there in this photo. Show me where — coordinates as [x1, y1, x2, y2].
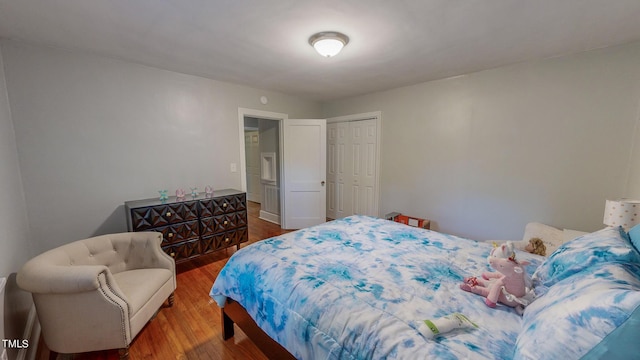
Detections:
[259, 210, 280, 225]
[17, 304, 39, 360]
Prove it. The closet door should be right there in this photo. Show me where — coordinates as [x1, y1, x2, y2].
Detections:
[327, 119, 378, 219]
[327, 124, 337, 219]
[327, 122, 352, 219]
[350, 119, 377, 216]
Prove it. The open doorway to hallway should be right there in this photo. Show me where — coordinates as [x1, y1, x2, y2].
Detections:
[239, 108, 328, 230]
[243, 116, 281, 225]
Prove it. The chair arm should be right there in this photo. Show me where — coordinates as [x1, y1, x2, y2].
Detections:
[17, 263, 113, 294]
[32, 271, 132, 353]
[131, 231, 175, 272]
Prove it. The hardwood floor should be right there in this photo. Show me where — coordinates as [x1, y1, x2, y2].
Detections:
[37, 201, 291, 360]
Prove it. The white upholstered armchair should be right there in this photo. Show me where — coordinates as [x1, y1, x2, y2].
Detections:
[17, 232, 176, 359]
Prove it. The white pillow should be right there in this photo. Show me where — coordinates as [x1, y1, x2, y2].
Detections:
[482, 224, 587, 257]
[563, 228, 588, 243]
[522, 222, 564, 255]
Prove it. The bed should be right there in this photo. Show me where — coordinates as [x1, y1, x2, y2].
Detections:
[210, 215, 640, 359]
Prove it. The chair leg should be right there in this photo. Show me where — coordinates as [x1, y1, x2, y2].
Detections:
[118, 347, 129, 360]
[168, 292, 175, 307]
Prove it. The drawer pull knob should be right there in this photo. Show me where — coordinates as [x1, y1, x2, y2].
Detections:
[223, 203, 227, 208]
[170, 252, 176, 257]
[166, 212, 172, 217]
[224, 220, 228, 225]
[225, 238, 230, 243]
[168, 233, 174, 238]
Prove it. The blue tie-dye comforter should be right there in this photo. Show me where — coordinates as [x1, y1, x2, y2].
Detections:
[210, 216, 545, 359]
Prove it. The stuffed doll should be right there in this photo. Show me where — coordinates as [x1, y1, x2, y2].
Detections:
[460, 241, 534, 314]
[525, 237, 546, 256]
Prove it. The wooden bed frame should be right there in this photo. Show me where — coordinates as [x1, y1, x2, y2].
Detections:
[221, 299, 296, 359]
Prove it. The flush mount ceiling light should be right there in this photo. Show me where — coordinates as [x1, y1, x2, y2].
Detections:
[309, 31, 349, 57]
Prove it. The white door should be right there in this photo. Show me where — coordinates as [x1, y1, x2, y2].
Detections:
[327, 122, 352, 219]
[326, 117, 380, 219]
[244, 131, 261, 203]
[283, 119, 327, 229]
[327, 124, 337, 219]
[350, 119, 377, 216]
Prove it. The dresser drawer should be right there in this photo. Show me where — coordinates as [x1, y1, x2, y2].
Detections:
[235, 211, 248, 228]
[236, 226, 248, 244]
[200, 212, 248, 236]
[204, 194, 247, 215]
[129, 201, 198, 230]
[162, 238, 200, 262]
[201, 227, 248, 253]
[156, 220, 199, 245]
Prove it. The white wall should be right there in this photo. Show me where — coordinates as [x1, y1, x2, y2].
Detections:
[625, 104, 640, 198]
[0, 39, 31, 283]
[5, 37, 640, 248]
[1, 40, 322, 253]
[323, 41, 640, 240]
[0, 45, 33, 360]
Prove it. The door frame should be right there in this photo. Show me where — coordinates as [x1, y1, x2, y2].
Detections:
[326, 111, 382, 217]
[238, 108, 288, 225]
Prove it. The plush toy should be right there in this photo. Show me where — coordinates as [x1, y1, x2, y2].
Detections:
[460, 241, 534, 314]
[525, 237, 546, 256]
[176, 188, 186, 201]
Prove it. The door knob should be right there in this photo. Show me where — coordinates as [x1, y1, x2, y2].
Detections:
[321, 181, 325, 186]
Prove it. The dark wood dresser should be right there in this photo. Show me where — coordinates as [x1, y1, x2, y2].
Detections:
[125, 189, 248, 263]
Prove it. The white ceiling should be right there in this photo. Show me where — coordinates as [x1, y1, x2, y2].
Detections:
[1, 1, 640, 102]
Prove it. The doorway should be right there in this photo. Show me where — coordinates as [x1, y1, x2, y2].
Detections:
[238, 108, 328, 230]
[244, 119, 260, 203]
[242, 115, 282, 225]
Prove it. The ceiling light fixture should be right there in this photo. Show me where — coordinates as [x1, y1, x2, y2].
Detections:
[309, 31, 349, 58]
